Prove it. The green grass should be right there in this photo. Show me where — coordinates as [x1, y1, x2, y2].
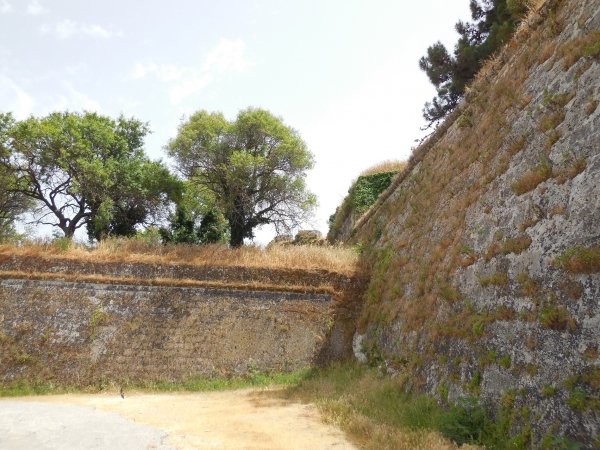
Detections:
[0, 370, 310, 397]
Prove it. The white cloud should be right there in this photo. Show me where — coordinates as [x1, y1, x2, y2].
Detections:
[81, 23, 119, 39]
[42, 20, 122, 39]
[203, 39, 254, 73]
[130, 62, 157, 80]
[27, 0, 47, 15]
[130, 39, 254, 104]
[170, 73, 214, 104]
[130, 62, 185, 82]
[0, 0, 12, 14]
[0, 75, 35, 119]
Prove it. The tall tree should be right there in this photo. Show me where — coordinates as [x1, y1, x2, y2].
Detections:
[167, 107, 316, 247]
[0, 111, 180, 239]
[419, 0, 527, 125]
[0, 114, 32, 240]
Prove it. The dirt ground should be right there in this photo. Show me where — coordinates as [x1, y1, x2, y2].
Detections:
[11, 388, 356, 450]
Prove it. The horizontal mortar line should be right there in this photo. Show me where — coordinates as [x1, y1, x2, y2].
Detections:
[0, 271, 337, 297]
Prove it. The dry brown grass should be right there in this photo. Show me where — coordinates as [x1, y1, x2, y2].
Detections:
[0, 270, 337, 296]
[557, 30, 600, 70]
[585, 98, 598, 116]
[554, 246, 600, 274]
[279, 361, 481, 450]
[537, 41, 556, 65]
[0, 239, 364, 277]
[360, 160, 408, 177]
[502, 235, 532, 254]
[510, 158, 553, 195]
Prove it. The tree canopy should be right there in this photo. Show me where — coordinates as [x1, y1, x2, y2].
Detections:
[419, 0, 529, 125]
[158, 182, 229, 245]
[167, 107, 317, 247]
[0, 111, 181, 239]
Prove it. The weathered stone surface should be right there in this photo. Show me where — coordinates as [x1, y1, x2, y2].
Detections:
[348, 0, 600, 445]
[0, 257, 368, 386]
[0, 279, 333, 384]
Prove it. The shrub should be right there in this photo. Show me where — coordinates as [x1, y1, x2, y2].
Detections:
[354, 171, 399, 214]
[438, 284, 462, 303]
[472, 321, 484, 338]
[439, 396, 486, 445]
[540, 384, 556, 397]
[566, 388, 588, 412]
[498, 354, 511, 369]
[516, 271, 539, 297]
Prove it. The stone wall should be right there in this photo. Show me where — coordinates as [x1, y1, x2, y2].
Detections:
[0, 256, 367, 386]
[349, 0, 600, 445]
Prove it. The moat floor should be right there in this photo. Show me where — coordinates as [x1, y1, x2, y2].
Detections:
[0, 389, 355, 450]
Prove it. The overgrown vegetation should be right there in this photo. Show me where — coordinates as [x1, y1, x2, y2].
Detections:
[327, 160, 406, 242]
[0, 236, 365, 276]
[510, 157, 553, 195]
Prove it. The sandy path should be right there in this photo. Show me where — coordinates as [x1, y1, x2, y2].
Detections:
[7, 389, 356, 450]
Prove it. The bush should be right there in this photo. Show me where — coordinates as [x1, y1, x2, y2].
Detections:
[354, 171, 398, 214]
[439, 396, 487, 445]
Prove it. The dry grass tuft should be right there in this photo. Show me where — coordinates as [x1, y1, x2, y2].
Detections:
[557, 30, 600, 70]
[361, 160, 408, 177]
[502, 235, 532, 255]
[0, 238, 365, 277]
[510, 158, 552, 195]
[585, 98, 598, 116]
[554, 246, 600, 274]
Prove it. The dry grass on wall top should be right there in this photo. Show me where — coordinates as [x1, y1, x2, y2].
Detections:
[360, 160, 408, 177]
[0, 239, 365, 277]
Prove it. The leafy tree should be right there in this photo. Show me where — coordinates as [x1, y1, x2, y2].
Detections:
[0, 110, 180, 240]
[419, 0, 528, 125]
[159, 206, 228, 245]
[87, 159, 182, 241]
[167, 107, 316, 247]
[158, 181, 228, 245]
[0, 165, 31, 241]
[0, 114, 32, 240]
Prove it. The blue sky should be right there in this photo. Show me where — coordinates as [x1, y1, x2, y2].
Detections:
[0, 0, 471, 243]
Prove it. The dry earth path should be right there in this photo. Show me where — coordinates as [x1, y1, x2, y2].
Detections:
[0, 389, 356, 450]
